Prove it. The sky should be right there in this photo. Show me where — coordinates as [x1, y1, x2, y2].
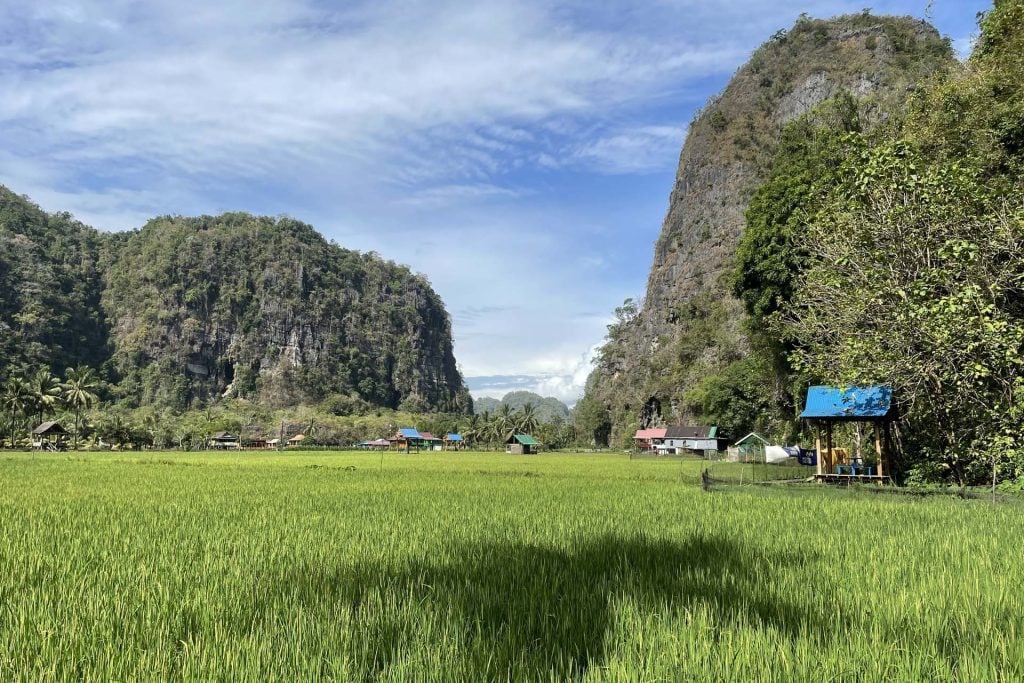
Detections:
[0, 0, 990, 405]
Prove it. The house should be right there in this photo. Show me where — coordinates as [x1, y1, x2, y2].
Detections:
[444, 433, 464, 451]
[632, 428, 667, 452]
[266, 438, 280, 449]
[661, 426, 727, 455]
[506, 434, 541, 455]
[287, 433, 306, 447]
[391, 428, 423, 452]
[209, 431, 240, 450]
[800, 385, 894, 481]
[419, 432, 444, 451]
[32, 421, 67, 451]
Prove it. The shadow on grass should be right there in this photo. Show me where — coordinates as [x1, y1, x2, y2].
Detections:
[260, 534, 823, 679]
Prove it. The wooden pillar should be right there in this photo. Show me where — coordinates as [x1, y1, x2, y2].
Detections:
[874, 422, 884, 480]
[815, 425, 823, 478]
[826, 422, 834, 474]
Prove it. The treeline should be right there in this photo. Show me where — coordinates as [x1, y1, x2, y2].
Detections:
[2, 364, 581, 450]
[696, 1, 1024, 485]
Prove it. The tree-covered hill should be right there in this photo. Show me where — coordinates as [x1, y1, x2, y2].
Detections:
[0, 189, 471, 413]
[578, 12, 956, 447]
[473, 391, 570, 423]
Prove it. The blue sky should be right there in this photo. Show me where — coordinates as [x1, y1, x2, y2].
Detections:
[0, 0, 990, 403]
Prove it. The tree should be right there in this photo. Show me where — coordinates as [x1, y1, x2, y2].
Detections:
[784, 142, 1024, 483]
[2, 377, 31, 448]
[62, 366, 99, 450]
[496, 404, 516, 444]
[28, 367, 61, 427]
[515, 403, 541, 436]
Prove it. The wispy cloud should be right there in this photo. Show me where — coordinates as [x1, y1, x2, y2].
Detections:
[0, 0, 989, 402]
[570, 125, 688, 174]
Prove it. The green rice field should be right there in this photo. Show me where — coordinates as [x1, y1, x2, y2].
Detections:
[1, 450, 1022, 681]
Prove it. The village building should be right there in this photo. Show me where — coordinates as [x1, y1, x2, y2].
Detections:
[287, 433, 306, 447]
[391, 428, 423, 452]
[505, 434, 541, 455]
[444, 433, 464, 451]
[209, 431, 240, 450]
[661, 426, 727, 455]
[419, 432, 444, 451]
[632, 428, 667, 452]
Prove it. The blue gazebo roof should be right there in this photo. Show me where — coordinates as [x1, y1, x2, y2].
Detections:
[446, 433, 463, 441]
[398, 427, 421, 439]
[799, 385, 893, 421]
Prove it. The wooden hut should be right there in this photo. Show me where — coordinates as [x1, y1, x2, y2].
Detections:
[287, 433, 306, 447]
[444, 433, 464, 451]
[32, 421, 67, 451]
[391, 428, 423, 453]
[799, 385, 895, 482]
[505, 434, 540, 455]
[209, 432, 240, 449]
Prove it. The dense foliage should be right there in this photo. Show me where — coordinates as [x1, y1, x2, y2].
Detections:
[711, 0, 1024, 484]
[579, 12, 955, 448]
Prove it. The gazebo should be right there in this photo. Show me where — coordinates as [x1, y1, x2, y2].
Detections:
[444, 433, 464, 451]
[32, 421, 67, 451]
[799, 385, 895, 482]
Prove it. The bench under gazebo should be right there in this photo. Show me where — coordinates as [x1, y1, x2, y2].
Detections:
[799, 385, 895, 483]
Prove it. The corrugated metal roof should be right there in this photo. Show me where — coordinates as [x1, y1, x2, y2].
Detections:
[446, 433, 463, 441]
[419, 432, 441, 441]
[633, 428, 667, 439]
[665, 426, 714, 439]
[513, 434, 540, 445]
[799, 385, 893, 420]
[398, 428, 421, 439]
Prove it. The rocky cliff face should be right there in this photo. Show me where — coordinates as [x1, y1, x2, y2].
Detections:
[584, 13, 954, 444]
[0, 188, 471, 413]
[103, 213, 471, 411]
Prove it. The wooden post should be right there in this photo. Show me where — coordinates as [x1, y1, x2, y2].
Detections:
[815, 425, 823, 478]
[874, 422, 884, 481]
[826, 422, 834, 475]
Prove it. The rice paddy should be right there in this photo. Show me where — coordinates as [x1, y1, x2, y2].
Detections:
[1, 450, 1022, 681]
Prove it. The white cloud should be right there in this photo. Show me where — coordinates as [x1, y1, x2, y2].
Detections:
[467, 343, 601, 404]
[0, 0, 988, 395]
[571, 125, 688, 174]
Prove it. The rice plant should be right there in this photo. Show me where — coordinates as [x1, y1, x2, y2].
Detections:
[1, 451, 1021, 680]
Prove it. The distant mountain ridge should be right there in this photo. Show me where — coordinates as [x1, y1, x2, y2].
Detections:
[473, 391, 570, 423]
[0, 186, 471, 412]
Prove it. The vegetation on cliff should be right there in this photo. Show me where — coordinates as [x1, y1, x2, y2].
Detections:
[593, 2, 1024, 485]
[0, 189, 471, 424]
[579, 12, 956, 450]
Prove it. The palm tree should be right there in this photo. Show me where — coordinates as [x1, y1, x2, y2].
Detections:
[2, 377, 31, 448]
[496, 404, 516, 444]
[29, 368, 62, 428]
[515, 403, 540, 436]
[62, 366, 99, 450]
